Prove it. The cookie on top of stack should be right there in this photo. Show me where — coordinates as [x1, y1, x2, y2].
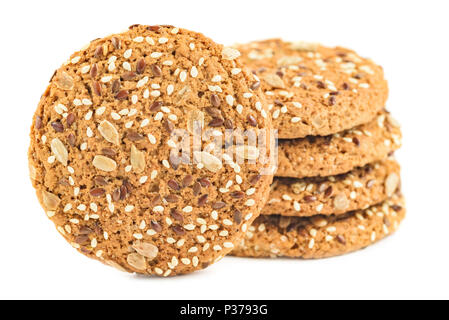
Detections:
[232, 39, 404, 258]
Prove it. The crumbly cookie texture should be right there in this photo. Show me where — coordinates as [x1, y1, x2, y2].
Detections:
[276, 110, 401, 178]
[264, 159, 400, 217]
[236, 39, 388, 139]
[28, 25, 274, 276]
[232, 192, 405, 259]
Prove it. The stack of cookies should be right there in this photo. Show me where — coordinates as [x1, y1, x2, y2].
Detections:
[28, 25, 405, 277]
[232, 39, 405, 258]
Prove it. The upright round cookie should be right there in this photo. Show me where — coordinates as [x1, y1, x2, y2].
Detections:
[237, 39, 388, 139]
[28, 25, 274, 276]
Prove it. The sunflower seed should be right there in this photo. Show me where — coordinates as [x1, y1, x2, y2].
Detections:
[194, 151, 222, 173]
[130, 145, 145, 173]
[41, 190, 60, 211]
[127, 253, 146, 270]
[92, 155, 117, 172]
[98, 120, 120, 145]
[55, 71, 74, 90]
[50, 138, 68, 166]
[132, 242, 158, 260]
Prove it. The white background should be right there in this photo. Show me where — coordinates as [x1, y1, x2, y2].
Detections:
[0, 0, 448, 300]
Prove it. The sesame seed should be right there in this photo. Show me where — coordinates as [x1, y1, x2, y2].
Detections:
[245, 199, 255, 206]
[82, 98, 92, 105]
[223, 242, 234, 248]
[212, 75, 222, 82]
[226, 95, 234, 106]
[150, 52, 162, 58]
[151, 170, 158, 179]
[236, 104, 243, 114]
[308, 239, 315, 249]
[151, 90, 161, 97]
[145, 36, 155, 45]
[124, 49, 132, 59]
[101, 76, 112, 83]
[190, 66, 198, 78]
[148, 134, 157, 144]
[139, 176, 148, 184]
[179, 71, 187, 82]
[167, 84, 174, 95]
[86, 127, 93, 137]
[153, 206, 164, 213]
[125, 121, 133, 129]
[108, 62, 115, 72]
[123, 62, 131, 71]
[293, 201, 301, 211]
[136, 76, 148, 88]
[140, 118, 149, 127]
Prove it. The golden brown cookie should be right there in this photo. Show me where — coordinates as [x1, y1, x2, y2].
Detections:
[276, 111, 401, 178]
[232, 193, 405, 259]
[236, 39, 388, 139]
[264, 159, 400, 217]
[28, 25, 274, 276]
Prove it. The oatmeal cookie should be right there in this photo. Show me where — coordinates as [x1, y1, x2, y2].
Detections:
[237, 39, 388, 139]
[28, 25, 274, 276]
